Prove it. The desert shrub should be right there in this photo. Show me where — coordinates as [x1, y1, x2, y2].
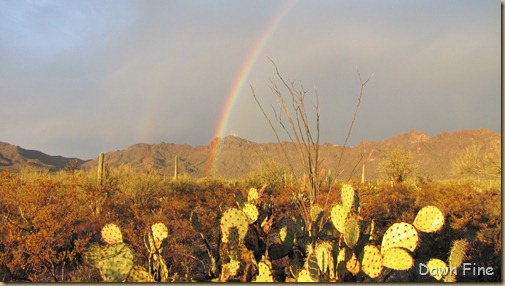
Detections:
[0, 171, 91, 282]
[378, 147, 417, 184]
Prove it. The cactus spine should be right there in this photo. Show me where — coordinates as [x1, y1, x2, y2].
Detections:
[97, 152, 104, 185]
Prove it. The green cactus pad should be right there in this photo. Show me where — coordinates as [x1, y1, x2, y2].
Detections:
[310, 204, 324, 223]
[243, 203, 259, 224]
[341, 184, 355, 212]
[346, 252, 361, 276]
[151, 222, 168, 240]
[448, 239, 468, 269]
[344, 218, 360, 249]
[126, 265, 154, 282]
[144, 232, 157, 254]
[382, 247, 414, 270]
[413, 206, 445, 233]
[101, 223, 123, 245]
[190, 211, 202, 232]
[253, 261, 274, 282]
[330, 204, 349, 233]
[315, 241, 333, 274]
[426, 258, 448, 280]
[221, 207, 249, 243]
[297, 269, 316, 282]
[85, 243, 134, 282]
[307, 253, 320, 281]
[226, 259, 241, 277]
[151, 222, 168, 249]
[361, 244, 383, 278]
[381, 222, 419, 253]
[234, 190, 245, 208]
[248, 188, 259, 205]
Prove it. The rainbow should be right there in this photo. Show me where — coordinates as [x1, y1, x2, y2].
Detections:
[209, 0, 296, 175]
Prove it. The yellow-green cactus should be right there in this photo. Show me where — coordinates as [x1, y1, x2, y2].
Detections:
[381, 222, 419, 253]
[361, 244, 383, 278]
[221, 207, 249, 243]
[413, 205, 444, 233]
[101, 223, 123, 245]
[382, 247, 413, 270]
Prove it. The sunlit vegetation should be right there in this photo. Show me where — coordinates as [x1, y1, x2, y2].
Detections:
[0, 163, 500, 282]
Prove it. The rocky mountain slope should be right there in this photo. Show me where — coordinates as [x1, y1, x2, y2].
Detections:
[0, 129, 500, 180]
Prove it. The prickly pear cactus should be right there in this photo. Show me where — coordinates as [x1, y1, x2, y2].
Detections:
[296, 269, 316, 282]
[151, 222, 168, 249]
[243, 203, 259, 224]
[310, 204, 324, 223]
[361, 244, 383, 278]
[248, 187, 259, 205]
[346, 252, 361, 276]
[330, 204, 348, 233]
[413, 205, 444, 233]
[315, 241, 334, 276]
[426, 258, 447, 281]
[253, 260, 274, 282]
[221, 207, 249, 243]
[85, 243, 134, 282]
[190, 211, 202, 233]
[381, 222, 419, 253]
[341, 184, 355, 212]
[126, 265, 154, 282]
[382, 247, 414, 270]
[101, 223, 123, 245]
[448, 239, 468, 269]
[343, 218, 360, 249]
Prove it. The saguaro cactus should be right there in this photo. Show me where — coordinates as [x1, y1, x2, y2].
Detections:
[173, 155, 179, 180]
[97, 152, 105, 186]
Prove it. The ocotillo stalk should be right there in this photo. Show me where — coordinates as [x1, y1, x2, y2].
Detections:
[173, 155, 178, 180]
[98, 152, 104, 186]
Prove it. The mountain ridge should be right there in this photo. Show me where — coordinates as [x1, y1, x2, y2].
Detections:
[0, 128, 500, 180]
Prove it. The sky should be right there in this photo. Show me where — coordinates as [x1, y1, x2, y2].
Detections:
[0, 0, 501, 160]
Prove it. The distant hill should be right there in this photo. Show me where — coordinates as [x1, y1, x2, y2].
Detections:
[0, 129, 500, 180]
[0, 141, 87, 172]
[81, 128, 500, 180]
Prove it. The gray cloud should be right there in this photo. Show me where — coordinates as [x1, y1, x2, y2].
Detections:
[0, 0, 500, 159]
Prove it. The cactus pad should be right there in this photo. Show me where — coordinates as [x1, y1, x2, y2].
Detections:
[310, 204, 324, 223]
[413, 206, 444, 233]
[341, 184, 355, 212]
[151, 222, 168, 249]
[85, 243, 134, 282]
[248, 188, 259, 205]
[426, 258, 448, 280]
[190, 211, 202, 232]
[297, 269, 316, 282]
[221, 208, 249, 243]
[330, 204, 349, 233]
[101, 223, 123, 245]
[346, 252, 361, 276]
[315, 241, 333, 274]
[381, 222, 419, 253]
[344, 218, 360, 249]
[253, 261, 274, 282]
[126, 265, 154, 282]
[243, 203, 259, 224]
[382, 247, 414, 270]
[448, 239, 468, 269]
[361, 244, 383, 278]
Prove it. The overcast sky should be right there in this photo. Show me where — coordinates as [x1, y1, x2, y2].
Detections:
[0, 0, 500, 159]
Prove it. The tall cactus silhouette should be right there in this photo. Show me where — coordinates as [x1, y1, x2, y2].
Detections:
[97, 152, 104, 186]
[173, 155, 178, 180]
